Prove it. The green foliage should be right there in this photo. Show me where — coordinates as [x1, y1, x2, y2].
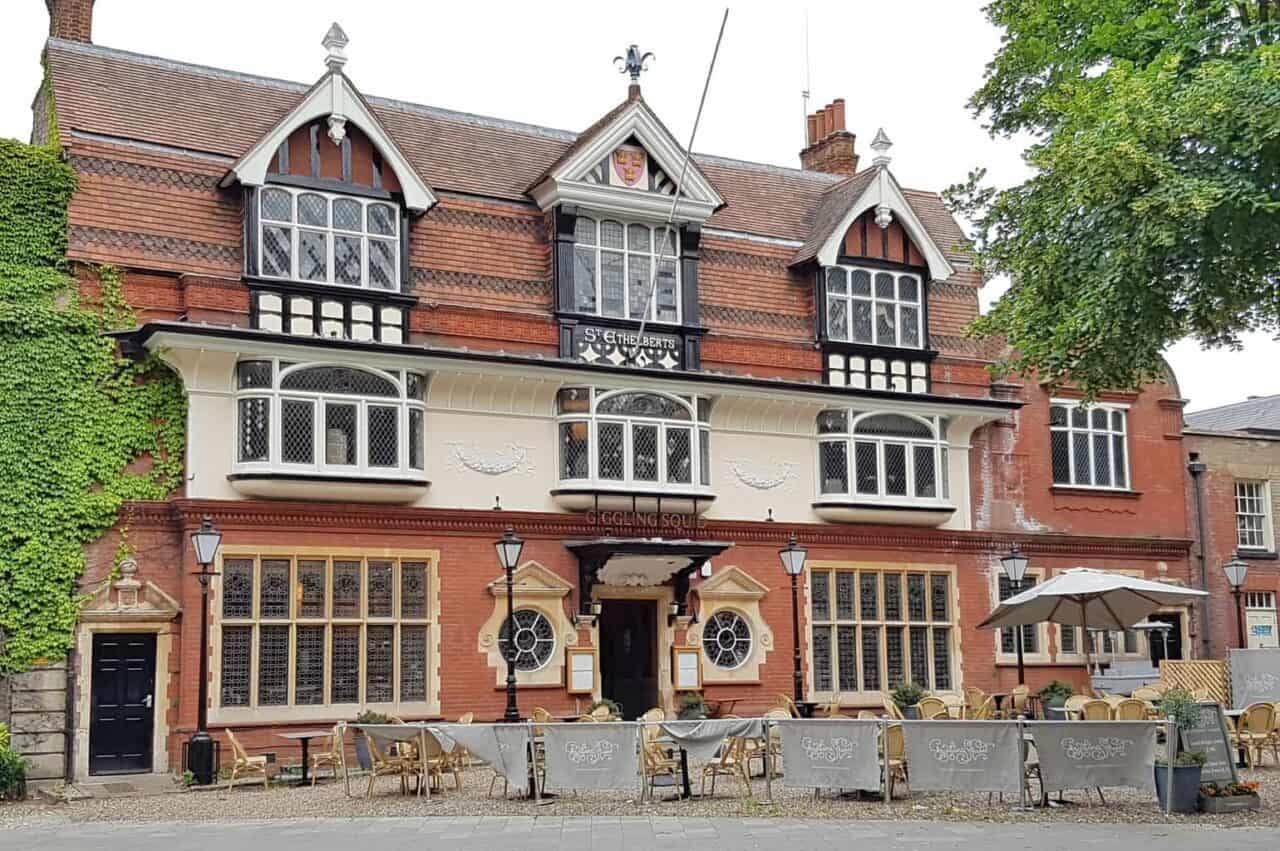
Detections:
[353, 710, 389, 725]
[590, 697, 624, 719]
[180, 769, 196, 788]
[0, 729, 25, 798]
[1037, 679, 1075, 703]
[0, 137, 186, 672]
[676, 692, 706, 719]
[1157, 687, 1204, 732]
[891, 681, 927, 709]
[0, 722, 8, 752]
[948, 1, 1280, 396]
[1157, 749, 1207, 767]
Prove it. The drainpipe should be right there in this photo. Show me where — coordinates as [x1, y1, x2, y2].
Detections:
[1187, 452, 1213, 659]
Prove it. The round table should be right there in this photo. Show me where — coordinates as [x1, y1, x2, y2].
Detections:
[277, 730, 333, 785]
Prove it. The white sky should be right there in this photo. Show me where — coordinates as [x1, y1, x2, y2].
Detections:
[2, 0, 1274, 411]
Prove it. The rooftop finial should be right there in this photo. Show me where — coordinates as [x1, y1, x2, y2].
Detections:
[322, 22, 349, 72]
[614, 44, 655, 86]
[871, 127, 893, 167]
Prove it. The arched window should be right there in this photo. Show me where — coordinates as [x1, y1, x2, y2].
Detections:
[817, 411, 949, 502]
[258, 186, 401, 291]
[557, 387, 710, 489]
[572, 216, 680, 322]
[235, 360, 426, 476]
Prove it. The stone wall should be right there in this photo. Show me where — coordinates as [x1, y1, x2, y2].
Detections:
[3, 661, 69, 789]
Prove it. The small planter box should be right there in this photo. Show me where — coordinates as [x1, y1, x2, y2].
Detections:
[1199, 793, 1261, 814]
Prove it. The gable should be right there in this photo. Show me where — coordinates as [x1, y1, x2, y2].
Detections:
[840, 208, 927, 267]
[528, 97, 723, 223]
[697, 565, 770, 599]
[271, 121, 403, 194]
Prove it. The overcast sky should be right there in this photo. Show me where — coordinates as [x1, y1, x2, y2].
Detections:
[3, 0, 1274, 411]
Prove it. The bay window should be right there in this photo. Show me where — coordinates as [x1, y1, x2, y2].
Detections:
[572, 216, 680, 322]
[824, 265, 922, 349]
[816, 411, 949, 503]
[235, 360, 426, 478]
[258, 186, 401, 291]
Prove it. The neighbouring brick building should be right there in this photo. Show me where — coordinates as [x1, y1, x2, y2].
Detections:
[30, 0, 1202, 785]
[1185, 395, 1280, 658]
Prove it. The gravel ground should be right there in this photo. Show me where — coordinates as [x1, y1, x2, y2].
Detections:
[0, 765, 1275, 829]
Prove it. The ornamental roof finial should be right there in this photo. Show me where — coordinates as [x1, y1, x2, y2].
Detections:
[871, 127, 893, 167]
[614, 44, 655, 87]
[322, 22, 349, 73]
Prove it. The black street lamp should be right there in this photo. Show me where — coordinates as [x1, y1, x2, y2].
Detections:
[187, 515, 222, 785]
[999, 543, 1030, 686]
[494, 526, 525, 722]
[1224, 554, 1249, 650]
[778, 533, 808, 705]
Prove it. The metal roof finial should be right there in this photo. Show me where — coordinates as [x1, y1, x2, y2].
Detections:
[322, 23, 349, 72]
[871, 127, 893, 167]
[614, 44, 655, 85]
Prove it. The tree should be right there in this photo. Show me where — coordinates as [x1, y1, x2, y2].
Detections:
[949, 1, 1280, 395]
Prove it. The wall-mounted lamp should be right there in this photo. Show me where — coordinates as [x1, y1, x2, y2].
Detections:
[667, 600, 682, 626]
[571, 599, 603, 628]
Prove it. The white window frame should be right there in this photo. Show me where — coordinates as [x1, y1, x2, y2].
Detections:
[1236, 480, 1275, 552]
[258, 185, 401, 292]
[571, 215, 681, 324]
[556, 388, 711, 494]
[823, 264, 924, 349]
[815, 411, 951, 506]
[497, 608, 558, 673]
[701, 608, 754, 671]
[1049, 399, 1130, 490]
[234, 359, 426, 480]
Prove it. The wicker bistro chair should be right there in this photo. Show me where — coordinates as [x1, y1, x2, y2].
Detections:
[1231, 703, 1278, 769]
[857, 709, 880, 720]
[881, 723, 910, 800]
[364, 733, 415, 799]
[309, 725, 345, 786]
[641, 738, 682, 800]
[1130, 686, 1162, 702]
[881, 692, 906, 721]
[773, 693, 801, 718]
[1004, 685, 1031, 719]
[224, 729, 270, 792]
[963, 686, 988, 719]
[968, 695, 997, 720]
[701, 735, 752, 798]
[1112, 699, 1148, 722]
[1063, 695, 1090, 719]
[916, 696, 950, 720]
[1079, 699, 1113, 721]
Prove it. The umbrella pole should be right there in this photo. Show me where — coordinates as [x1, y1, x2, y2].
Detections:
[1081, 598, 1092, 697]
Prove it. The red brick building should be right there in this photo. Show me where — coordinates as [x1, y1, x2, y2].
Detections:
[35, 1, 1199, 783]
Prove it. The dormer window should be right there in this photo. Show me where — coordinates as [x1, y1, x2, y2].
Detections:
[572, 216, 679, 323]
[258, 186, 401, 291]
[824, 265, 922, 349]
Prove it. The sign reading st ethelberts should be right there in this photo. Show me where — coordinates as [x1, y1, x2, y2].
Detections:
[571, 323, 684, 370]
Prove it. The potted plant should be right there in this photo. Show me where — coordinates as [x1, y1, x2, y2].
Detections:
[352, 710, 389, 771]
[589, 698, 623, 720]
[1199, 780, 1262, 814]
[1038, 680, 1074, 719]
[891, 682, 927, 719]
[1153, 688, 1207, 813]
[677, 693, 707, 720]
[0, 725, 27, 802]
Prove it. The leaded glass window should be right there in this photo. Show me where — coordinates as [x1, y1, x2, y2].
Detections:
[824, 264, 923, 348]
[998, 574, 1038, 654]
[1049, 402, 1129, 489]
[571, 216, 680, 322]
[258, 185, 401, 291]
[498, 609, 556, 672]
[217, 555, 436, 712]
[816, 411, 950, 503]
[701, 610, 752, 669]
[558, 389, 708, 489]
[810, 567, 956, 695]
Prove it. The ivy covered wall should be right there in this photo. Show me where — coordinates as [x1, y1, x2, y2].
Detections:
[0, 137, 186, 673]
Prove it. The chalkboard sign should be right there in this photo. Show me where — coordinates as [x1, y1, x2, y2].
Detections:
[1178, 701, 1238, 784]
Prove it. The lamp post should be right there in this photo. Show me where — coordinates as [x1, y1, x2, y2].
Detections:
[999, 543, 1030, 686]
[778, 533, 808, 705]
[494, 526, 524, 722]
[1224, 554, 1249, 650]
[187, 515, 222, 785]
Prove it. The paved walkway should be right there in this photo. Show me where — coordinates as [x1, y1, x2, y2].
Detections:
[4, 817, 1277, 850]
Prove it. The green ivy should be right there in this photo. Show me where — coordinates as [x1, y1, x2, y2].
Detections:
[0, 137, 186, 673]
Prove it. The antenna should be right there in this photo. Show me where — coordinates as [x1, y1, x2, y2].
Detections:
[802, 10, 811, 147]
[627, 9, 729, 366]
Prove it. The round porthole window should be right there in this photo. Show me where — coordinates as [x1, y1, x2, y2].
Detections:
[702, 610, 752, 670]
[498, 609, 556, 672]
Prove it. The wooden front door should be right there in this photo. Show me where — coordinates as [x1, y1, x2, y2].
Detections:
[89, 633, 156, 775]
[599, 600, 658, 721]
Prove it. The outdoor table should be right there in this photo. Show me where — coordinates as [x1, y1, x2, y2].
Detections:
[654, 735, 693, 798]
[278, 730, 336, 786]
[706, 697, 741, 718]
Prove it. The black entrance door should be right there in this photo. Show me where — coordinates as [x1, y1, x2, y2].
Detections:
[1148, 613, 1184, 665]
[599, 600, 657, 720]
[89, 633, 156, 775]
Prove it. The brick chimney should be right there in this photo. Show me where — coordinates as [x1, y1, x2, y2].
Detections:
[800, 99, 859, 176]
[46, 0, 95, 43]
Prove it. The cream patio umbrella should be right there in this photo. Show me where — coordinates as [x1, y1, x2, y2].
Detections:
[978, 568, 1208, 675]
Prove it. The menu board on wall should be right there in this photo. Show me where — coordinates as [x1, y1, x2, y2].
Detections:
[672, 646, 701, 691]
[566, 647, 595, 694]
[1178, 702, 1238, 784]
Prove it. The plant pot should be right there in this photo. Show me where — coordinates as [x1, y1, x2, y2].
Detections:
[1154, 763, 1203, 814]
[901, 706, 920, 720]
[677, 710, 707, 721]
[1042, 695, 1068, 709]
[1199, 793, 1261, 814]
[1044, 707, 1069, 721]
[354, 733, 373, 772]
